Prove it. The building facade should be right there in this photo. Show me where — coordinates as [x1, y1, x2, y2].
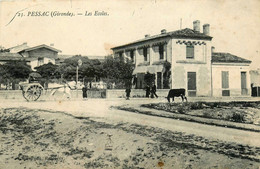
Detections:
[212, 52, 251, 97]
[18, 44, 61, 70]
[111, 20, 251, 97]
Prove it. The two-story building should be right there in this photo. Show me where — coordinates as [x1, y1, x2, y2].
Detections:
[0, 43, 62, 70]
[111, 20, 251, 97]
[17, 44, 61, 70]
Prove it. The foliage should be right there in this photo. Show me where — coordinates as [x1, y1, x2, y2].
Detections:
[0, 61, 32, 89]
[163, 61, 171, 89]
[57, 55, 104, 82]
[144, 72, 155, 87]
[102, 56, 134, 88]
[35, 63, 60, 79]
[231, 112, 245, 122]
[0, 46, 10, 52]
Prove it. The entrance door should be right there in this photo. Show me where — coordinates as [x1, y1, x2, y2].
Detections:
[136, 73, 145, 89]
[241, 72, 247, 95]
[157, 72, 162, 89]
[187, 72, 196, 96]
[222, 71, 230, 96]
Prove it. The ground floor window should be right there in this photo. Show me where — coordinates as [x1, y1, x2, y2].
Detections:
[187, 72, 196, 96]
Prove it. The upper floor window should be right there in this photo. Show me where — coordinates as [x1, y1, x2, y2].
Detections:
[186, 45, 194, 59]
[118, 52, 124, 61]
[143, 47, 148, 61]
[130, 50, 134, 62]
[38, 57, 44, 66]
[159, 44, 164, 60]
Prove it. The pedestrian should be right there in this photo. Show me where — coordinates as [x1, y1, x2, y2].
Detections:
[145, 85, 150, 98]
[82, 84, 88, 100]
[125, 87, 131, 100]
[151, 83, 158, 98]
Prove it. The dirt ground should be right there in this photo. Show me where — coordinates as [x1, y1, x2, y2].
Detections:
[0, 107, 260, 169]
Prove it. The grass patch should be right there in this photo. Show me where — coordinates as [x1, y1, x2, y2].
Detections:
[142, 101, 260, 124]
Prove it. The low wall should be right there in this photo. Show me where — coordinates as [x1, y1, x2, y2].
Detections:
[106, 89, 169, 98]
[0, 89, 170, 100]
[0, 89, 106, 100]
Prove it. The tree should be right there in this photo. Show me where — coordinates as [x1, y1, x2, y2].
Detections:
[0, 61, 32, 89]
[57, 55, 104, 82]
[163, 61, 171, 89]
[35, 63, 60, 80]
[102, 56, 135, 88]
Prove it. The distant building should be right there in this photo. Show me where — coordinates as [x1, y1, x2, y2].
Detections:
[111, 20, 252, 97]
[0, 44, 61, 70]
[250, 69, 260, 86]
[211, 52, 251, 97]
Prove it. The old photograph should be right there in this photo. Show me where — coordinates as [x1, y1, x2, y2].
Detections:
[0, 0, 260, 168]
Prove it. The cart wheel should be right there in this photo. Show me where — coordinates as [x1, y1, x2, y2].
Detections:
[23, 85, 42, 101]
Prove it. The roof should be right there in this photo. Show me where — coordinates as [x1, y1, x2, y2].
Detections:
[18, 44, 62, 53]
[0, 52, 26, 61]
[0, 52, 22, 57]
[212, 52, 251, 63]
[8, 43, 30, 53]
[112, 28, 213, 50]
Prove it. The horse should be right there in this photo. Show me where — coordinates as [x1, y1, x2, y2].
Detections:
[48, 81, 77, 100]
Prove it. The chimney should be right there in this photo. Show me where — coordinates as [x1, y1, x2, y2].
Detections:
[161, 29, 167, 34]
[145, 34, 150, 38]
[203, 24, 210, 35]
[193, 20, 200, 32]
[50, 43, 54, 47]
[211, 46, 215, 53]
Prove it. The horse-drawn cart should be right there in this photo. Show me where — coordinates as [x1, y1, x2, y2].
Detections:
[19, 72, 76, 101]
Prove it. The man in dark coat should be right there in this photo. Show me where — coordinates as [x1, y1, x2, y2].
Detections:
[151, 84, 158, 98]
[82, 85, 88, 99]
[125, 88, 131, 100]
[145, 85, 150, 98]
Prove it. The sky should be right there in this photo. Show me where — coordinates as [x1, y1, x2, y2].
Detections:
[0, 0, 259, 69]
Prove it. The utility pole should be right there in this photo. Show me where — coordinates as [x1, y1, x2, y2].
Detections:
[76, 59, 82, 98]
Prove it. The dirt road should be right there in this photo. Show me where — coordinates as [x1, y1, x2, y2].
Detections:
[1, 99, 259, 147]
[0, 98, 260, 168]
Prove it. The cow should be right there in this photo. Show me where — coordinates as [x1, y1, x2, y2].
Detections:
[166, 88, 187, 102]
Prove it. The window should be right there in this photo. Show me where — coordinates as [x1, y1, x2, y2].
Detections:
[130, 50, 134, 62]
[38, 58, 44, 66]
[186, 45, 194, 59]
[159, 45, 164, 60]
[118, 52, 123, 61]
[143, 48, 148, 61]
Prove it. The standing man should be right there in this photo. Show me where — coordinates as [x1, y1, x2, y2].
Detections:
[125, 87, 131, 100]
[145, 85, 150, 98]
[151, 83, 158, 98]
[82, 84, 88, 100]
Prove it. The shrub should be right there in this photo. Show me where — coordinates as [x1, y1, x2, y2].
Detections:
[177, 107, 185, 114]
[190, 102, 203, 110]
[231, 112, 245, 122]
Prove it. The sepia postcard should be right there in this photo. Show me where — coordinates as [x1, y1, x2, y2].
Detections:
[0, 0, 260, 168]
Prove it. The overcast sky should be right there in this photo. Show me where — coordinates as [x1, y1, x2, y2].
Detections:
[0, 0, 259, 69]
